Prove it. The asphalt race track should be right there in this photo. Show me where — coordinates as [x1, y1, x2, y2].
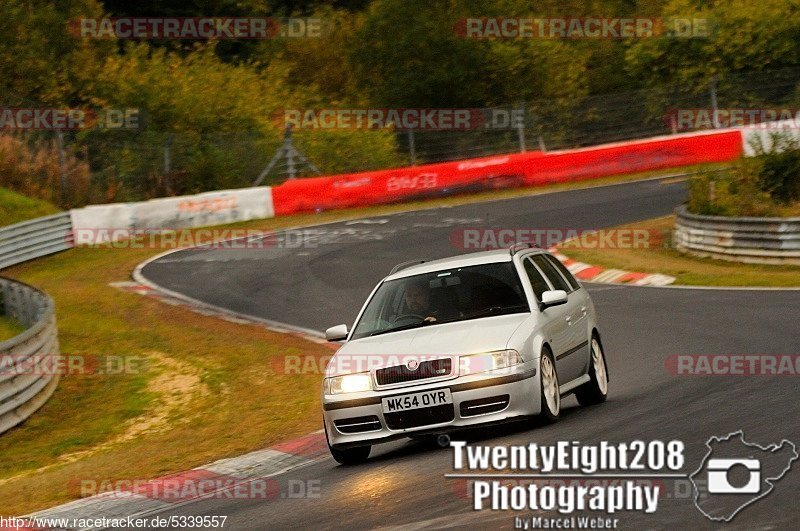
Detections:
[139, 178, 800, 529]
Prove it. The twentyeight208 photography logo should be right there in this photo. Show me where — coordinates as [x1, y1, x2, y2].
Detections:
[690, 431, 798, 522]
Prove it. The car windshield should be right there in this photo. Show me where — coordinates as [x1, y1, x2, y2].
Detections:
[350, 261, 529, 340]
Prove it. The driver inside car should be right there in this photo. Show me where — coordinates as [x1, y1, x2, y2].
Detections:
[402, 280, 439, 323]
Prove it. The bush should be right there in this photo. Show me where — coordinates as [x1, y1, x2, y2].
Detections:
[754, 135, 800, 203]
[0, 135, 91, 208]
[689, 132, 800, 217]
[687, 169, 771, 217]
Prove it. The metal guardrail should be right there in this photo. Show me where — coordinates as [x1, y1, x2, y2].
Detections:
[0, 212, 73, 270]
[0, 277, 60, 434]
[674, 205, 800, 265]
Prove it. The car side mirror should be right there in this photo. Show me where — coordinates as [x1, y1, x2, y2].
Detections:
[540, 290, 568, 310]
[325, 324, 349, 342]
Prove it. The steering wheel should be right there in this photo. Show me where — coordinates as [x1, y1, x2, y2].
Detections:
[392, 313, 426, 324]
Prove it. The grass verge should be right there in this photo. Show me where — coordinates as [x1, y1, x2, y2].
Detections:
[562, 215, 800, 287]
[0, 315, 25, 340]
[0, 187, 59, 227]
[0, 165, 717, 515]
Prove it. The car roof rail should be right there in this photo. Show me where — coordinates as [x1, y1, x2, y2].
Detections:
[390, 259, 426, 275]
[508, 242, 540, 256]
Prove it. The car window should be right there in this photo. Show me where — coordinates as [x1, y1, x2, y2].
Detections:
[350, 262, 529, 340]
[531, 254, 571, 292]
[544, 254, 581, 291]
[523, 258, 550, 301]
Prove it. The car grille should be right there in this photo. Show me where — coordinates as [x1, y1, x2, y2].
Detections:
[376, 358, 452, 386]
[334, 415, 382, 434]
[459, 395, 510, 417]
[384, 404, 455, 430]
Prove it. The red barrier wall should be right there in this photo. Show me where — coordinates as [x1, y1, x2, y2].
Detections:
[271, 131, 743, 216]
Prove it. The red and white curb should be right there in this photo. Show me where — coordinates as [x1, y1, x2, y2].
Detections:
[23, 431, 329, 530]
[548, 247, 676, 286]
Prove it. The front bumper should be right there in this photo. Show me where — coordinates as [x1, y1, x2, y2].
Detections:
[322, 363, 540, 449]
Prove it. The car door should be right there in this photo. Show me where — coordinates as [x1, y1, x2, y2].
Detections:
[544, 253, 592, 368]
[522, 257, 572, 377]
[529, 254, 585, 383]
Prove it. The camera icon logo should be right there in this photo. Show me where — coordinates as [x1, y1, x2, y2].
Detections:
[690, 431, 798, 522]
[706, 458, 760, 494]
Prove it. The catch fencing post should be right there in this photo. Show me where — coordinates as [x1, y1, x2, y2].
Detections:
[516, 104, 526, 152]
[408, 129, 417, 165]
[55, 130, 67, 205]
[163, 133, 173, 193]
[710, 76, 719, 128]
[253, 125, 321, 186]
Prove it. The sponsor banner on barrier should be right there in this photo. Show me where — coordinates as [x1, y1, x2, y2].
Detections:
[270, 131, 744, 215]
[69, 187, 274, 243]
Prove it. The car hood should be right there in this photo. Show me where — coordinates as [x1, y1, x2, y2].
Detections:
[328, 313, 530, 375]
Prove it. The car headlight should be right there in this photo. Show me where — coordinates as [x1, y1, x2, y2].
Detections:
[324, 372, 373, 395]
[459, 350, 523, 376]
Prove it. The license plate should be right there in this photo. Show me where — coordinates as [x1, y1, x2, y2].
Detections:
[382, 389, 452, 413]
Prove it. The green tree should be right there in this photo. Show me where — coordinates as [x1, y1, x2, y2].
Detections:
[626, 0, 800, 104]
[0, 0, 112, 105]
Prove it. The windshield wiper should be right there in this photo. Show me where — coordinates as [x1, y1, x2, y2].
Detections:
[459, 304, 530, 320]
[367, 318, 436, 337]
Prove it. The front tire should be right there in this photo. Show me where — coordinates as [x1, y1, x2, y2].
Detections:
[324, 420, 371, 465]
[538, 347, 560, 423]
[329, 444, 371, 465]
[575, 336, 608, 406]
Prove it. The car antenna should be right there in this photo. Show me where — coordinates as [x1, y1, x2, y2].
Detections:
[508, 242, 539, 256]
[390, 260, 426, 275]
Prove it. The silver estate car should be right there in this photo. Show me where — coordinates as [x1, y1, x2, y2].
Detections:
[322, 244, 609, 465]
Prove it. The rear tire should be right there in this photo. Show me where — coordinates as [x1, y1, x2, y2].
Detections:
[538, 347, 560, 423]
[576, 336, 608, 406]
